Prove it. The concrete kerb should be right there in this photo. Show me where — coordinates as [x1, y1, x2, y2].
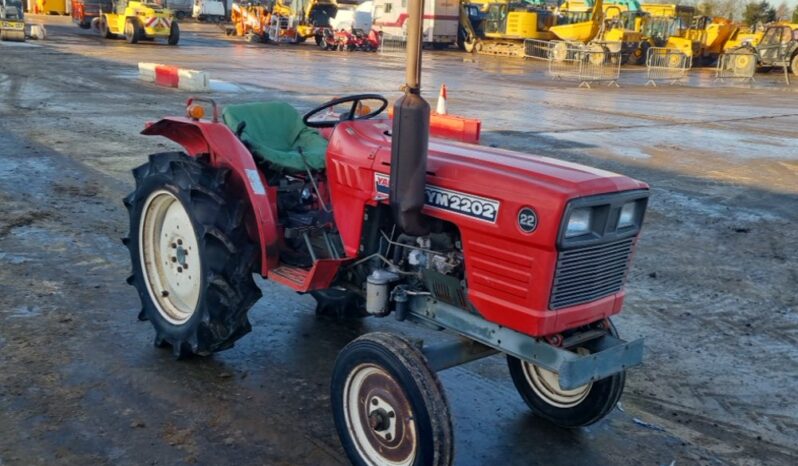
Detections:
[138, 62, 210, 92]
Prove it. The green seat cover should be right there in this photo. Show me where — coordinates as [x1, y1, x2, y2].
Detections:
[222, 101, 328, 173]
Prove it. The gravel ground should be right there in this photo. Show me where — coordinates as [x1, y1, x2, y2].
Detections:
[0, 16, 796, 466]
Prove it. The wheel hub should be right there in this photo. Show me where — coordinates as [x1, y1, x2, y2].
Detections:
[139, 190, 201, 325]
[344, 364, 417, 466]
[522, 347, 593, 408]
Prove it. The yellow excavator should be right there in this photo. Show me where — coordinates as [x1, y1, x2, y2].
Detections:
[274, 0, 337, 43]
[459, 0, 557, 56]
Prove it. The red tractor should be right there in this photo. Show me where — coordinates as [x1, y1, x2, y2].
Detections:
[123, 1, 649, 464]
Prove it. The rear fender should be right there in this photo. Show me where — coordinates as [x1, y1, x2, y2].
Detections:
[142, 117, 280, 275]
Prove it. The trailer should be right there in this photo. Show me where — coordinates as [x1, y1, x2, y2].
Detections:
[372, 0, 458, 48]
[70, 0, 109, 29]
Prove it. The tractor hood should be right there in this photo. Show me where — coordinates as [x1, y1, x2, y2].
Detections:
[331, 119, 647, 204]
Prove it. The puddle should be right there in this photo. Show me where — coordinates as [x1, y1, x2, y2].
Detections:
[8, 306, 42, 318]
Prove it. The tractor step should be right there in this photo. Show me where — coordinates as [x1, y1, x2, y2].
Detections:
[267, 258, 349, 292]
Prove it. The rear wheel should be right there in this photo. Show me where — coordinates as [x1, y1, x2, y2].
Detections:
[331, 333, 453, 466]
[507, 321, 625, 427]
[791, 54, 798, 77]
[124, 18, 141, 44]
[168, 21, 180, 46]
[123, 153, 261, 357]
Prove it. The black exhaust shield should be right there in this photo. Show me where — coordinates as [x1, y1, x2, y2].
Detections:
[390, 91, 430, 236]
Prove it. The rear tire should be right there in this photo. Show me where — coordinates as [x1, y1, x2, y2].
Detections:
[123, 153, 261, 358]
[507, 321, 625, 428]
[125, 18, 141, 44]
[791, 53, 798, 77]
[331, 333, 454, 466]
[168, 21, 180, 46]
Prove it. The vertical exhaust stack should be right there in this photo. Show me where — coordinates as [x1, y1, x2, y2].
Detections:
[389, 0, 430, 236]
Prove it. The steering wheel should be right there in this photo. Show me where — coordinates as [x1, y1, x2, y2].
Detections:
[303, 94, 388, 128]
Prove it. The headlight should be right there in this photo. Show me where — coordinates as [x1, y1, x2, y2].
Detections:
[565, 207, 592, 238]
[618, 202, 638, 228]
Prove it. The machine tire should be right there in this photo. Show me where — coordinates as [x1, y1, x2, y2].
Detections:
[331, 332, 454, 466]
[79, 19, 92, 29]
[123, 152, 262, 358]
[168, 21, 180, 46]
[507, 320, 625, 428]
[99, 16, 114, 39]
[791, 53, 798, 77]
[124, 18, 141, 44]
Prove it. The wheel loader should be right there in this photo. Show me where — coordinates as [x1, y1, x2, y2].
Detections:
[0, 0, 25, 42]
[98, 0, 179, 45]
[123, 0, 650, 463]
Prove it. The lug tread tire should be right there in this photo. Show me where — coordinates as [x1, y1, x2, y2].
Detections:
[331, 332, 453, 466]
[123, 152, 261, 358]
[507, 321, 625, 428]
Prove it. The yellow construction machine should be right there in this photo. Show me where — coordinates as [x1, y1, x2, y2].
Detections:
[274, 0, 337, 43]
[0, 0, 25, 42]
[459, 0, 557, 56]
[550, 0, 604, 43]
[98, 0, 179, 45]
[665, 16, 735, 65]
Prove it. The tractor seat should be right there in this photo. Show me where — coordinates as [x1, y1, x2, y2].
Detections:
[222, 101, 328, 174]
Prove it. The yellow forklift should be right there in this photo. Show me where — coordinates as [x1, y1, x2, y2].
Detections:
[98, 0, 179, 45]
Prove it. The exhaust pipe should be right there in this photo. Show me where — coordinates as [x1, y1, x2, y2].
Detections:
[389, 0, 430, 236]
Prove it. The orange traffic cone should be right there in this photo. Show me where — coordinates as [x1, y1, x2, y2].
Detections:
[436, 84, 447, 115]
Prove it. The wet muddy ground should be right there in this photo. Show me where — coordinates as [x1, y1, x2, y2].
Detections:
[0, 16, 796, 466]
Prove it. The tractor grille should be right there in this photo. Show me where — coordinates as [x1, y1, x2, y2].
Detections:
[550, 238, 635, 310]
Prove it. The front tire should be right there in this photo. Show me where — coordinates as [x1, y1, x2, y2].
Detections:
[791, 53, 798, 77]
[168, 21, 180, 46]
[123, 153, 261, 357]
[125, 18, 141, 44]
[507, 321, 625, 427]
[99, 16, 114, 39]
[331, 333, 454, 466]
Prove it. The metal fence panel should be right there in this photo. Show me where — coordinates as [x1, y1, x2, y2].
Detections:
[645, 47, 691, 86]
[715, 50, 757, 83]
[526, 40, 621, 88]
[379, 34, 407, 55]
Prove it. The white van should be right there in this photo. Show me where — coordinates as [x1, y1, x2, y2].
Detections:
[371, 0, 458, 48]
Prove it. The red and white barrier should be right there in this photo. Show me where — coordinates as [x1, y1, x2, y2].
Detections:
[387, 84, 481, 144]
[138, 63, 209, 92]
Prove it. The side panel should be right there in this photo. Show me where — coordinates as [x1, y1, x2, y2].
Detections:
[142, 117, 280, 275]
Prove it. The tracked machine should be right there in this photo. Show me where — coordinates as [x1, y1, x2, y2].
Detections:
[460, 0, 556, 56]
[124, 0, 651, 463]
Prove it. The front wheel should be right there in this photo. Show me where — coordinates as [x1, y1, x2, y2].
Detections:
[168, 21, 180, 46]
[331, 332, 454, 466]
[124, 18, 141, 44]
[123, 153, 261, 357]
[99, 16, 114, 39]
[507, 322, 625, 427]
[791, 54, 798, 77]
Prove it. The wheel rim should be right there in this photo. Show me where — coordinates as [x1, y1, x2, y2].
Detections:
[343, 364, 418, 466]
[139, 190, 201, 325]
[521, 348, 593, 408]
